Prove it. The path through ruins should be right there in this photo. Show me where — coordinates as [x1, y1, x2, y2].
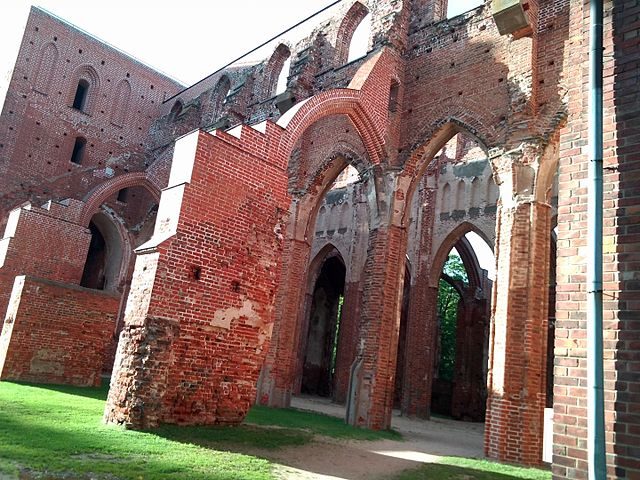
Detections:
[262, 396, 485, 479]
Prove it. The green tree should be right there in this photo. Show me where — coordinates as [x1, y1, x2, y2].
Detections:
[436, 253, 468, 381]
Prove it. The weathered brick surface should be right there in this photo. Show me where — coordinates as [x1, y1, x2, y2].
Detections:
[0, 275, 119, 386]
[552, 1, 640, 478]
[0, 0, 637, 473]
[485, 199, 552, 466]
[0, 201, 91, 317]
[0, 7, 181, 228]
[104, 127, 289, 427]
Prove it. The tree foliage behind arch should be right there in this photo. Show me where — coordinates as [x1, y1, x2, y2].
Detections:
[437, 253, 468, 381]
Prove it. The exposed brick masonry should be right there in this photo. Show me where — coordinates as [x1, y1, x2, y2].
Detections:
[0, 276, 119, 386]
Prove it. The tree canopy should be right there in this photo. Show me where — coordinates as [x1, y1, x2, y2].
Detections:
[436, 252, 467, 381]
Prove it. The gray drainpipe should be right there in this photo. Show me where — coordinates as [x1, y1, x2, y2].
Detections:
[587, 0, 606, 478]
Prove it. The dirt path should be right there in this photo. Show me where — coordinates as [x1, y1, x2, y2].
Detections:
[263, 396, 485, 479]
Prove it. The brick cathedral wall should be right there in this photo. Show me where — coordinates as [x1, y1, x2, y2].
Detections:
[0, 276, 119, 387]
[553, 1, 640, 478]
[0, 7, 181, 226]
[106, 127, 290, 427]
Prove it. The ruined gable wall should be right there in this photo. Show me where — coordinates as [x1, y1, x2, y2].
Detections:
[148, 0, 407, 151]
[0, 7, 182, 227]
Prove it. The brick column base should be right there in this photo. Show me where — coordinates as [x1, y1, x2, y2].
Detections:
[484, 201, 551, 465]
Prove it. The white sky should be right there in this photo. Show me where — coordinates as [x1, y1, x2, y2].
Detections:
[0, 0, 490, 268]
[0, 0, 477, 105]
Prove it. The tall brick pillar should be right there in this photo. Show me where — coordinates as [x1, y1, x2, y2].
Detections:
[402, 282, 438, 417]
[351, 223, 407, 429]
[401, 184, 438, 418]
[259, 233, 312, 407]
[484, 150, 552, 466]
[451, 293, 489, 421]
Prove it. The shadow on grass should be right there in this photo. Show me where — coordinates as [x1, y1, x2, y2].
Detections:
[0, 381, 550, 480]
[0, 407, 272, 480]
[152, 423, 312, 451]
[246, 405, 402, 441]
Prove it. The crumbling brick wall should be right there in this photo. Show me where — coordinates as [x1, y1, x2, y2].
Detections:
[104, 126, 289, 428]
[0, 200, 91, 317]
[0, 275, 119, 386]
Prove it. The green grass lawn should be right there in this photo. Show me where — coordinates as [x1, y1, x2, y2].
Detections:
[0, 381, 550, 480]
[0, 381, 396, 479]
[246, 404, 401, 441]
[394, 457, 551, 480]
[0, 382, 279, 479]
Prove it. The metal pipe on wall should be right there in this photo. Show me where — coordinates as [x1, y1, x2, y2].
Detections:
[587, 0, 606, 478]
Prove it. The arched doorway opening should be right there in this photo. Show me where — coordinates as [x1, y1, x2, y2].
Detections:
[301, 254, 346, 398]
[430, 232, 493, 421]
[260, 101, 380, 413]
[394, 262, 412, 409]
[80, 212, 124, 292]
[295, 161, 366, 406]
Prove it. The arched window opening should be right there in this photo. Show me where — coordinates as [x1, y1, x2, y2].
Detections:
[455, 180, 465, 211]
[265, 44, 291, 98]
[388, 81, 400, 113]
[331, 164, 360, 190]
[347, 12, 371, 63]
[435, 250, 467, 383]
[80, 213, 123, 292]
[441, 183, 452, 213]
[34, 43, 58, 94]
[301, 256, 346, 398]
[110, 80, 131, 127]
[170, 100, 183, 119]
[470, 177, 481, 208]
[275, 56, 291, 95]
[447, 0, 483, 19]
[212, 75, 232, 117]
[339, 201, 350, 229]
[72, 79, 90, 111]
[70, 137, 86, 165]
[80, 221, 107, 290]
[465, 231, 495, 280]
[431, 232, 493, 421]
[336, 2, 370, 65]
[315, 206, 327, 235]
[117, 188, 129, 204]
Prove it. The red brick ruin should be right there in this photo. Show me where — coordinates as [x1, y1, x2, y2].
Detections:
[0, 1, 637, 478]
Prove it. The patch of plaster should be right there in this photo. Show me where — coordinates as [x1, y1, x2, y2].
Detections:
[211, 298, 263, 330]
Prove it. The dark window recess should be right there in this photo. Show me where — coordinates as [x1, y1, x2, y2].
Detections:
[80, 221, 106, 290]
[170, 100, 183, 119]
[72, 79, 89, 111]
[70, 137, 86, 164]
[388, 82, 400, 113]
[117, 188, 128, 203]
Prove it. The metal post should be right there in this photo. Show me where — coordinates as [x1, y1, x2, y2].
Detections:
[587, 0, 606, 478]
